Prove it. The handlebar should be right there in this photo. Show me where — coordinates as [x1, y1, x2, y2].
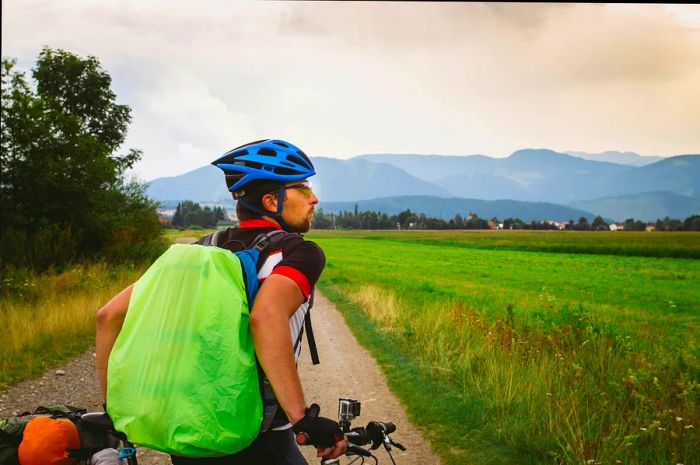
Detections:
[297, 399, 406, 464]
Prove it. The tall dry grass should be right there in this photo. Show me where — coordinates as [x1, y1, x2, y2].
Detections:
[0, 262, 144, 389]
[336, 282, 698, 465]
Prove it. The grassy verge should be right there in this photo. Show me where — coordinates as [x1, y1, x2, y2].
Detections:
[0, 263, 145, 392]
[310, 234, 699, 465]
[309, 230, 700, 259]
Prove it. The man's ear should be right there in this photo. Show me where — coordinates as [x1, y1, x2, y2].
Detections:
[260, 192, 278, 213]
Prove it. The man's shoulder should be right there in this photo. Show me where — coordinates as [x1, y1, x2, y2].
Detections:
[280, 234, 324, 257]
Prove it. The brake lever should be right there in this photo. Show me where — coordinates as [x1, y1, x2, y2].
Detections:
[390, 438, 406, 451]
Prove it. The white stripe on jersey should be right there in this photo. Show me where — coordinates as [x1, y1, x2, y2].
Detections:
[258, 249, 308, 363]
[257, 250, 282, 278]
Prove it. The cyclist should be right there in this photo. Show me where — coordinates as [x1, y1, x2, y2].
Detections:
[95, 139, 347, 464]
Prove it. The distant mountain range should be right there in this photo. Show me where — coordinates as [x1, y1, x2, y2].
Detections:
[565, 151, 663, 166]
[318, 196, 597, 223]
[569, 191, 700, 222]
[146, 149, 699, 222]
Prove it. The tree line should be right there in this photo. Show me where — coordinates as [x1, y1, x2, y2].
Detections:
[170, 201, 228, 229]
[1, 48, 165, 270]
[312, 208, 700, 232]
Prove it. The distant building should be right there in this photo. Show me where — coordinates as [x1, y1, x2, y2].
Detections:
[645, 224, 656, 232]
[609, 223, 623, 231]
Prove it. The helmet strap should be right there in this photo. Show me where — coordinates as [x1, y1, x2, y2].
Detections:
[238, 186, 291, 231]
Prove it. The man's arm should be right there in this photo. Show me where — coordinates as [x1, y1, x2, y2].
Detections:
[250, 274, 347, 460]
[95, 284, 133, 401]
[249, 274, 307, 424]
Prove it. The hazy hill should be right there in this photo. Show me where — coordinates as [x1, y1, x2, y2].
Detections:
[569, 191, 700, 222]
[565, 151, 663, 166]
[361, 149, 630, 203]
[145, 165, 227, 202]
[598, 155, 700, 199]
[355, 153, 494, 182]
[311, 157, 450, 201]
[318, 195, 596, 222]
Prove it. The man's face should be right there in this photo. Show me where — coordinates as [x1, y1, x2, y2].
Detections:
[279, 179, 318, 233]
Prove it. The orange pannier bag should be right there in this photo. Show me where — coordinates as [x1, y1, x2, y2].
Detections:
[17, 417, 80, 465]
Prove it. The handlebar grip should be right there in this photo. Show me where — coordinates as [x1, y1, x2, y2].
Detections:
[381, 422, 396, 435]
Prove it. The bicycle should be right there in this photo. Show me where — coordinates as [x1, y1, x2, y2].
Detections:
[80, 397, 404, 465]
[296, 398, 406, 465]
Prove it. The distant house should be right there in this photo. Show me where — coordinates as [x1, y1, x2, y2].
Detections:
[645, 224, 656, 232]
[609, 223, 623, 231]
[216, 220, 238, 230]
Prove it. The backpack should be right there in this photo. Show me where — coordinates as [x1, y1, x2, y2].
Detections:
[106, 230, 289, 458]
[0, 405, 119, 465]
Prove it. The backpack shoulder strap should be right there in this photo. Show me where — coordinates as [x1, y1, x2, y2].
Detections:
[200, 230, 224, 247]
[305, 291, 320, 365]
[250, 229, 288, 253]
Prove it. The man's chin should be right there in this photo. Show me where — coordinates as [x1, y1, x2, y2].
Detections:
[286, 221, 311, 234]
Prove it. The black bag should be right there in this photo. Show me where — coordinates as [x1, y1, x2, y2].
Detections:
[0, 405, 120, 465]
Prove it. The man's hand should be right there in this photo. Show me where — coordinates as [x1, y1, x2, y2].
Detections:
[293, 404, 348, 459]
[315, 437, 349, 460]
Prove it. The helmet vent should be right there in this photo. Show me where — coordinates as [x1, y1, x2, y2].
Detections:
[274, 167, 297, 176]
[296, 150, 312, 165]
[273, 141, 290, 148]
[280, 160, 296, 168]
[229, 149, 248, 159]
[258, 148, 277, 157]
[286, 154, 306, 166]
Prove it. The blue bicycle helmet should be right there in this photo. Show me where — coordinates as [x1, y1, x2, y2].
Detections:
[212, 139, 316, 230]
[212, 139, 316, 195]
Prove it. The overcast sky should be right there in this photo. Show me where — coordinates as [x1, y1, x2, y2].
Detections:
[3, 1, 700, 181]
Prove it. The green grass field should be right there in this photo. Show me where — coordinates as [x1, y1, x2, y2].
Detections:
[307, 230, 700, 465]
[310, 229, 700, 259]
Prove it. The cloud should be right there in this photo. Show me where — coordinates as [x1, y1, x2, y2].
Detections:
[2, 1, 699, 180]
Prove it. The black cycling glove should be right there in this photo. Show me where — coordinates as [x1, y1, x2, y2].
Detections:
[292, 404, 345, 449]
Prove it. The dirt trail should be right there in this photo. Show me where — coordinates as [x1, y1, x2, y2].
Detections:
[0, 291, 440, 465]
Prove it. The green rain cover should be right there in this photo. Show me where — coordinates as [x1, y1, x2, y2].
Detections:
[107, 244, 262, 457]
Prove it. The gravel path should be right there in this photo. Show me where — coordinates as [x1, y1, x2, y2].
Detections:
[0, 291, 440, 465]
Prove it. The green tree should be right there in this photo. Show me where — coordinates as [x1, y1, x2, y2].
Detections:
[623, 218, 646, 231]
[591, 215, 608, 231]
[1, 48, 163, 269]
[684, 215, 700, 231]
[575, 216, 590, 231]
